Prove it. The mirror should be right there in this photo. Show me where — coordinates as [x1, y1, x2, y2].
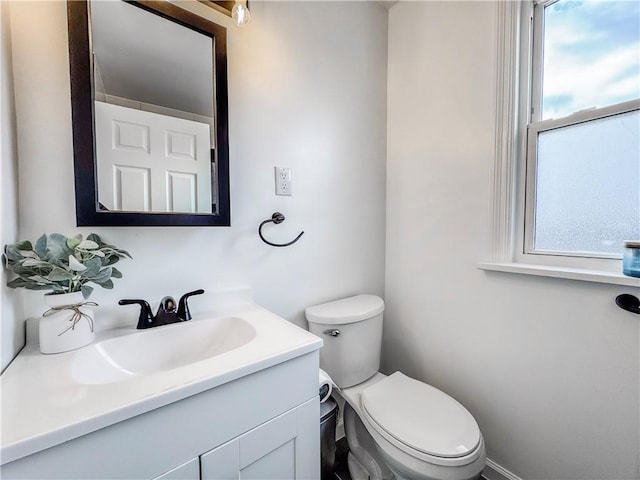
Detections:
[68, 0, 230, 226]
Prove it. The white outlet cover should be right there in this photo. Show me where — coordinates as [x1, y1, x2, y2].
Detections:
[275, 166, 292, 196]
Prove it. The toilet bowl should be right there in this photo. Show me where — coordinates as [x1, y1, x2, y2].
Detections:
[305, 295, 486, 480]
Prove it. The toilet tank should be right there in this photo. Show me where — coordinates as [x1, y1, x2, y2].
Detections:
[305, 295, 385, 388]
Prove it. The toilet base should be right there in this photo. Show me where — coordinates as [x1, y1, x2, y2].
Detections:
[343, 402, 394, 480]
[347, 452, 372, 480]
[377, 444, 484, 480]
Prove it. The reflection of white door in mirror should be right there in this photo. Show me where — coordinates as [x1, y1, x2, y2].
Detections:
[95, 101, 212, 214]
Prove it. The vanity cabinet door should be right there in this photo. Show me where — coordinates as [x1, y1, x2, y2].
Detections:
[200, 439, 239, 480]
[201, 397, 319, 480]
[152, 458, 199, 480]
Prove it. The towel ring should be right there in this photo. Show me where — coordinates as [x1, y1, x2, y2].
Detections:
[258, 212, 304, 247]
[615, 294, 640, 314]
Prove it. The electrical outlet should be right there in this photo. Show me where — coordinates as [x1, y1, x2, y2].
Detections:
[274, 166, 293, 196]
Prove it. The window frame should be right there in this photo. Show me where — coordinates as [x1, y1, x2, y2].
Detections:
[523, 99, 640, 263]
[481, 0, 640, 286]
[522, 0, 640, 266]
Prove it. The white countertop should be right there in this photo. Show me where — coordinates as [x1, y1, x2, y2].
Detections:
[0, 302, 322, 465]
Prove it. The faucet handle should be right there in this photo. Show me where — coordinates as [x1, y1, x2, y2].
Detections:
[177, 289, 204, 321]
[118, 299, 154, 329]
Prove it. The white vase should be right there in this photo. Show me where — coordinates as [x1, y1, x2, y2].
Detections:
[39, 291, 96, 354]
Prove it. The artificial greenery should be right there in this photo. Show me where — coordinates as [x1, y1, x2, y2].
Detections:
[2, 233, 131, 298]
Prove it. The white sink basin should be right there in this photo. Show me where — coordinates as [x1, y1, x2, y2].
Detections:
[71, 316, 256, 385]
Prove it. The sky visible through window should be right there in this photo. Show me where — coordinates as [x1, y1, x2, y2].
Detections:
[542, 0, 640, 120]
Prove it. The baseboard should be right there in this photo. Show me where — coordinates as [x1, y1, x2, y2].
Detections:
[483, 458, 524, 480]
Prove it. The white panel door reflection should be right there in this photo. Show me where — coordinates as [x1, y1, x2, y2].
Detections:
[95, 101, 212, 213]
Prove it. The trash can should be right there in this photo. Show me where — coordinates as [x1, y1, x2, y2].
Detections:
[320, 397, 338, 480]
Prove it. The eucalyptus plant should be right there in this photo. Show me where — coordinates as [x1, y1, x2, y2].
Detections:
[2, 233, 131, 298]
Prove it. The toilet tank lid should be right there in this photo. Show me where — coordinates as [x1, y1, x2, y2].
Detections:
[305, 294, 384, 325]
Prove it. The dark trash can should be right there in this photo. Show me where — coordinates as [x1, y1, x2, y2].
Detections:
[320, 397, 338, 480]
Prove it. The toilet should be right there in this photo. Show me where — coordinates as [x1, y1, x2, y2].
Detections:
[306, 295, 486, 480]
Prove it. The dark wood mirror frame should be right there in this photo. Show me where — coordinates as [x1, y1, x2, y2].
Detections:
[67, 0, 230, 226]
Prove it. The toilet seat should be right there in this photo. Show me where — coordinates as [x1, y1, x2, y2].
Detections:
[360, 372, 482, 462]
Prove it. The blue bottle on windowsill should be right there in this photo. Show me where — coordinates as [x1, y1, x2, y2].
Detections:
[622, 241, 640, 278]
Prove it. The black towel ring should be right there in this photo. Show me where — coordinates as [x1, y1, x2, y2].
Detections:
[615, 294, 640, 314]
[258, 212, 304, 247]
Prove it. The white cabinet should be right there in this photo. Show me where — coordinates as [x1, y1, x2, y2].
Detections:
[201, 397, 318, 480]
[1, 353, 320, 480]
[150, 397, 319, 480]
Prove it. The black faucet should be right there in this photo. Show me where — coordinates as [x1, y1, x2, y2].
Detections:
[119, 289, 205, 329]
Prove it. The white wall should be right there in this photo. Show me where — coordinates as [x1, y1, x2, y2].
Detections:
[1, 0, 24, 372]
[385, 2, 639, 480]
[4, 1, 387, 357]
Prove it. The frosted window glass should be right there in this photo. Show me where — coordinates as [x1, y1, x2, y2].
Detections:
[534, 110, 640, 255]
[542, 0, 640, 120]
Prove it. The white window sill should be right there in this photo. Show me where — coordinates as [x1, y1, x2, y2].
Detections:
[478, 262, 640, 287]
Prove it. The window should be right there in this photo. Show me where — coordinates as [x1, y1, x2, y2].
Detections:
[483, 0, 640, 285]
[527, 107, 639, 259]
[524, 0, 640, 264]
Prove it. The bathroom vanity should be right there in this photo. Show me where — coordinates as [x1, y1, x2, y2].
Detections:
[0, 301, 322, 479]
